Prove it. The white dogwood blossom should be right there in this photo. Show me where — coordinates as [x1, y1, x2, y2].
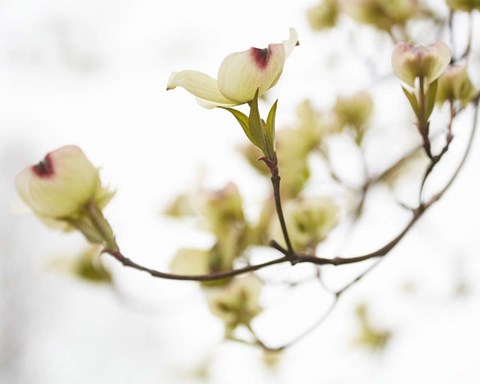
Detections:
[15, 145, 111, 221]
[392, 40, 451, 87]
[167, 28, 298, 108]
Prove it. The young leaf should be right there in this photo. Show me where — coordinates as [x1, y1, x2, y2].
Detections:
[248, 89, 268, 156]
[221, 107, 260, 148]
[265, 100, 278, 157]
[401, 86, 421, 121]
[425, 79, 438, 120]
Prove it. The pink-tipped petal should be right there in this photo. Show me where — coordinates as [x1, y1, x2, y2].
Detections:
[15, 146, 100, 218]
[217, 43, 285, 103]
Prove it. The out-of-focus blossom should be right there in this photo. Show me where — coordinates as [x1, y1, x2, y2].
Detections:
[353, 303, 391, 351]
[391, 40, 451, 87]
[199, 183, 245, 239]
[170, 248, 212, 276]
[271, 197, 339, 251]
[437, 66, 477, 107]
[276, 129, 311, 199]
[447, 0, 480, 12]
[204, 275, 262, 333]
[15, 145, 113, 224]
[167, 28, 298, 108]
[341, 0, 418, 31]
[296, 100, 327, 147]
[333, 92, 374, 141]
[50, 245, 112, 284]
[307, 0, 339, 30]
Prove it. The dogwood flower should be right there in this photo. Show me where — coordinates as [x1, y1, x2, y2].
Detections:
[204, 275, 262, 331]
[437, 65, 477, 107]
[391, 41, 451, 87]
[167, 28, 298, 108]
[15, 145, 112, 221]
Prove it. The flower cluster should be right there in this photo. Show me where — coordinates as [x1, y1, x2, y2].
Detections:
[307, 0, 421, 34]
[13, 9, 479, 353]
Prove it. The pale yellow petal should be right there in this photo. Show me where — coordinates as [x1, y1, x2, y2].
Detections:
[167, 70, 236, 107]
[169, 248, 211, 275]
[217, 44, 285, 103]
[282, 27, 299, 58]
[15, 146, 99, 218]
[425, 40, 452, 84]
[392, 42, 417, 86]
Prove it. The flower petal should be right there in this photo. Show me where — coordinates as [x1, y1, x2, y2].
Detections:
[167, 70, 236, 108]
[170, 248, 211, 275]
[283, 27, 299, 58]
[15, 146, 100, 218]
[217, 43, 286, 103]
[425, 40, 452, 84]
[392, 42, 418, 86]
[392, 40, 452, 87]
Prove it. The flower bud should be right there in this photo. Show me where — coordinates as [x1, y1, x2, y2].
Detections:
[306, 0, 339, 31]
[204, 275, 262, 332]
[447, 0, 480, 12]
[437, 65, 477, 107]
[271, 197, 338, 251]
[15, 145, 111, 221]
[333, 92, 374, 138]
[391, 40, 452, 87]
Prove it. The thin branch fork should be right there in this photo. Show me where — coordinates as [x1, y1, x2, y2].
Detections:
[103, 96, 479, 285]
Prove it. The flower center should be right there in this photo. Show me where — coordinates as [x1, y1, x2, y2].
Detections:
[250, 47, 270, 69]
[32, 154, 54, 178]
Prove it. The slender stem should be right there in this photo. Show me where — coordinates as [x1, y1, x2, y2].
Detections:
[418, 100, 456, 203]
[101, 97, 479, 286]
[418, 76, 433, 159]
[104, 249, 290, 282]
[270, 173, 295, 260]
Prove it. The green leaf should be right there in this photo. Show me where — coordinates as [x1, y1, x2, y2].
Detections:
[425, 79, 438, 120]
[265, 100, 278, 156]
[248, 89, 268, 155]
[402, 86, 420, 121]
[221, 107, 260, 148]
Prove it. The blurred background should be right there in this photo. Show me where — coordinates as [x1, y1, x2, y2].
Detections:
[1, 0, 480, 383]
